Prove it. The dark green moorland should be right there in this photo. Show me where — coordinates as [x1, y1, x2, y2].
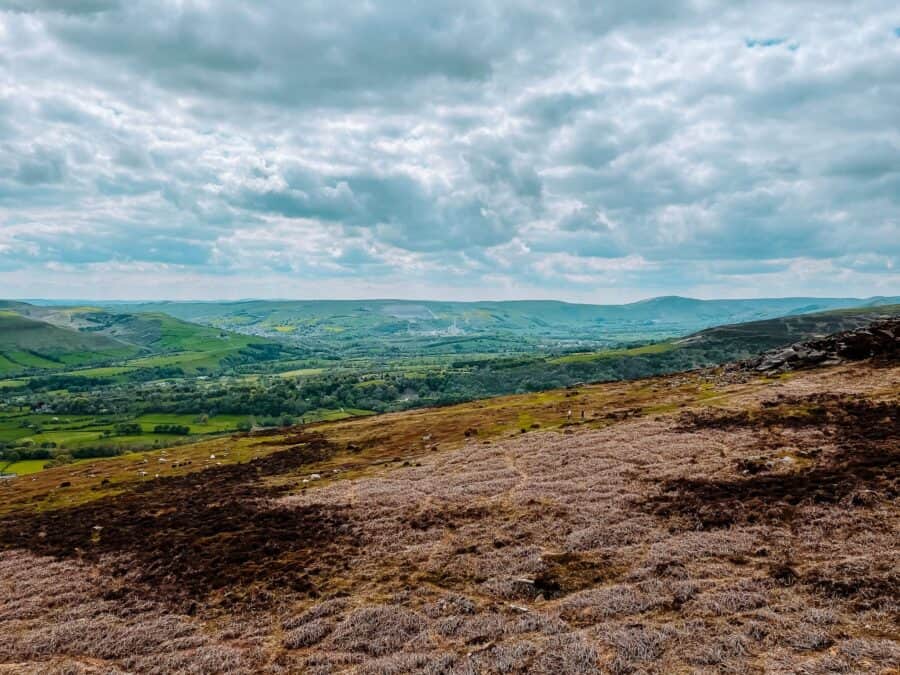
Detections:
[1, 296, 897, 475]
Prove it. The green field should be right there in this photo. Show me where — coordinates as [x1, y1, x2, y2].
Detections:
[0, 406, 369, 476]
[277, 367, 326, 378]
[134, 413, 249, 433]
[0, 411, 253, 456]
[303, 408, 374, 423]
[0, 406, 369, 458]
[63, 366, 136, 378]
[0, 459, 49, 475]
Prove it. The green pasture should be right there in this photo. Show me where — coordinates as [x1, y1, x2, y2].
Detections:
[134, 413, 249, 433]
[65, 366, 136, 378]
[0, 411, 250, 454]
[1, 459, 49, 475]
[126, 349, 233, 372]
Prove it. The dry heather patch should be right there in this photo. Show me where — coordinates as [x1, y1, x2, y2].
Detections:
[0, 434, 357, 611]
[0, 551, 271, 674]
[649, 393, 899, 529]
[0, 362, 897, 673]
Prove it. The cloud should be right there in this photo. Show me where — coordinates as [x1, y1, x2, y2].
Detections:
[1, 0, 898, 300]
[0, 0, 119, 15]
[14, 150, 67, 185]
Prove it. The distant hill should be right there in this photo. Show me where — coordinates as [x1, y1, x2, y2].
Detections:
[0, 304, 292, 376]
[65, 295, 900, 353]
[407, 304, 900, 404]
[3, 297, 898, 379]
[0, 312, 137, 375]
[552, 304, 900, 373]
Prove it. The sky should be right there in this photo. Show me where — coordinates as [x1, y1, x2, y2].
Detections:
[1, 1, 899, 302]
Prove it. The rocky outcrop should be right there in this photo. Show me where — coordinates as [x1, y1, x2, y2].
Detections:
[735, 318, 899, 375]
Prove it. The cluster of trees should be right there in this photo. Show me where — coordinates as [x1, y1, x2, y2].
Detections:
[0, 445, 54, 461]
[152, 424, 191, 435]
[0, 335, 761, 450]
[9, 341, 730, 423]
[113, 422, 142, 435]
[0, 443, 124, 462]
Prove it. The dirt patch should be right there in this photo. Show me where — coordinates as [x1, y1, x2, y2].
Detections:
[648, 395, 899, 529]
[678, 393, 897, 434]
[0, 434, 358, 611]
[405, 504, 498, 531]
[648, 455, 898, 529]
[532, 552, 623, 599]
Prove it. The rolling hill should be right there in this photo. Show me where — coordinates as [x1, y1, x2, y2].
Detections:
[672, 304, 900, 360]
[415, 304, 900, 403]
[0, 304, 293, 376]
[0, 312, 138, 375]
[87, 295, 900, 354]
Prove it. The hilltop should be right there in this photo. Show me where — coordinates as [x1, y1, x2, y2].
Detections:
[0, 321, 896, 673]
[737, 317, 900, 374]
[673, 304, 900, 361]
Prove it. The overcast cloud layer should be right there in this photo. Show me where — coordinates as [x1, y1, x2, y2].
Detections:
[1, 0, 899, 301]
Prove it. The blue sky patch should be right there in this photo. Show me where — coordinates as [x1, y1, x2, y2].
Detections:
[745, 37, 786, 48]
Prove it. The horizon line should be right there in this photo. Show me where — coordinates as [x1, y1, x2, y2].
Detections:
[6, 293, 899, 306]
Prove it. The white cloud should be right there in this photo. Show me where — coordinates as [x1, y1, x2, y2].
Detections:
[1, 0, 899, 299]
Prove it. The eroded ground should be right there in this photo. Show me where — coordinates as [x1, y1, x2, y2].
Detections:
[0, 362, 898, 674]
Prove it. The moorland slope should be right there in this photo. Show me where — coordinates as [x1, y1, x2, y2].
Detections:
[0, 323, 897, 673]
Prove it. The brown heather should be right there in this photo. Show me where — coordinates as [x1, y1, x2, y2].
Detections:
[0, 360, 897, 673]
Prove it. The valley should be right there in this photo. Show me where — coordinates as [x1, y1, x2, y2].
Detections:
[1, 299, 897, 476]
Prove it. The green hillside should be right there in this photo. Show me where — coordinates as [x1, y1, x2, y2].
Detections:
[60, 310, 263, 353]
[0, 312, 137, 375]
[0, 305, 293, 376]
[98, 295, 900, 356]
